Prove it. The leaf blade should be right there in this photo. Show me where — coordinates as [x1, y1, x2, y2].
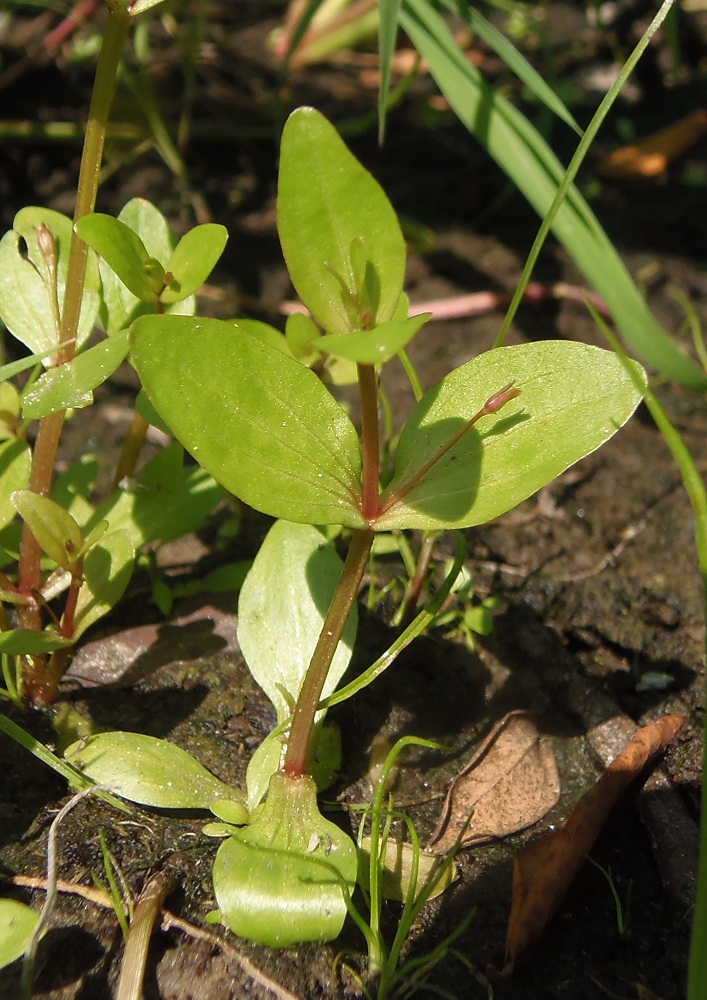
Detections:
[131, 316, 365, 527]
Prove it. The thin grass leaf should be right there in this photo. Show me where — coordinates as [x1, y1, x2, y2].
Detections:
[399, 0, 706, 391]
[378, 0, 402, 142]
[441, 1, 580, 133]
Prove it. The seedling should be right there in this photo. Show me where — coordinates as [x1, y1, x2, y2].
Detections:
[60, 107, 645, 950]
[0, 0, 230, 707]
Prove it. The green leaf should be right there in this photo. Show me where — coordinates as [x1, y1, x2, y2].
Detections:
[210, 798, 249, 826]
[377, 0, 401, 141]
[0, 898, 40, 970]
[0, 629, 72, 654]
[245, 732, 284, 814]
[131, 316, 365, 527]
[161, 223, 228, 303]
[285, 312, 323, 363]
[65, 731, 242, 810]
[278, 107, 406, 334]
[75, 213, 160, 302]
[88, 444, 225, 550]
[213, 772, 357, 945]
[400, 0, 707, 391]
[375, 342, 645, 530]
[0, 383, 21, 440]
[0, 347, 61, 384]
[238, 520, 357, 725]
[11, 490, 84, 571]
[442, 2, 580, 133]
[229, 318, 293, 356]
[93, 198, 194, 335]
[318, 313, 429, 365]
[52, 456, 98, 529]
[0, 440, 31, 531]
[21, 330, 130, 419]
[73, 530, 135, 638]
[0, 207, 99, 358]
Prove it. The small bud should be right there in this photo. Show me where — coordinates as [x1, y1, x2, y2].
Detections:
[35, 224, 57, 270]
[482, 380, 521, 416]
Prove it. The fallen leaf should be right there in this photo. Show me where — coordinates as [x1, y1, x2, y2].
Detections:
[597, 109, 707, 179]
[428, 710, 560, 854]
[504, 713, 686, 970]
[358, 836, 458, 901]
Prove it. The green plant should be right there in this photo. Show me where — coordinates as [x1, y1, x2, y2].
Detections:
[343, 735, 481, 1000]
[4, 0, 694, 982]
[55, 106, 645, 953]
[0, 0, 230, 708]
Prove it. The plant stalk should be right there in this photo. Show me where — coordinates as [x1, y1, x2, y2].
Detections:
[358, 362, 380, 521]
[283, 528, 374, 777]
[18, 4, 131, 705]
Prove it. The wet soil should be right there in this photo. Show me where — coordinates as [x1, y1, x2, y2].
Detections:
[0, 3, 706, 999]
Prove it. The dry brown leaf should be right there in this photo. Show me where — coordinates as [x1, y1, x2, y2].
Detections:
[597, 109, 707, 179]
[428, 710, 560, 854]
[504, 713, 686, 971]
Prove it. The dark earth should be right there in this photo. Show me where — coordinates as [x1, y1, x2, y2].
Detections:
[0, 2, 706, 998]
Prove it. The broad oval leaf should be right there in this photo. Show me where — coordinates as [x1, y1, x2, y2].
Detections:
[374, 342, 645, 531]
[75, 213, 158, 302]
[238, 520, 357, 724]
[65, 731, 242, 809]
[94, 198, 194, 335]
[0, 899, 40, 970]
[213, 772, 357, 945]
[131, 316, 365, 527]
[278, 107, 406, 334]
[161, 223, 228, 303]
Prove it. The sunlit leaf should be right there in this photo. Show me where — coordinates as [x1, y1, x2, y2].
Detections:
[278, 107, 406, 334]
[65, 731, 242, 810]
[161, 223, 228, 303]
[0, 630, 72, 654]
[238, 520, 357, 724]
[318, 313, 429, 365]
[0, 898, 40, 971]
[214, 772, 357, 945]
[0, 440, 31, 531]
[375, 342, 644, 530]
[131, 316, 365, 527]
[71, 529, 134, 638]
[21, 330, 130, 419]
[400, 0, 707, 391]
[76, 213, 159, 302]
[209, 798, 249, 826]
[94, 198, 194, 335]
[11, 490, 84, 571]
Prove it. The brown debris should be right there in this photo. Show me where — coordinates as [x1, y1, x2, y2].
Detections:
[597, 109, 707, 179]
[504, 714, 686, 971]
[428, 710, 560, 854]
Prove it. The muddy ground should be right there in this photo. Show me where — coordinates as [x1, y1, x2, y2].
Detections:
[0, 3, 706, 998]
